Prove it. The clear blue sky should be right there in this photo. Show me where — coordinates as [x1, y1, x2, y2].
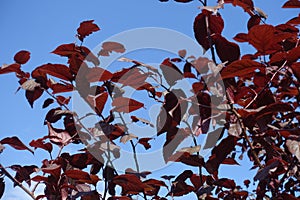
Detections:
[0, 0, 298, 199]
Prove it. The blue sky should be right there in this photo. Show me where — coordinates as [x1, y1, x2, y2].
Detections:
[0, 0, 298, 199]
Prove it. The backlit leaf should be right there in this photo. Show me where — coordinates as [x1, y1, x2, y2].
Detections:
[0, 63, 21, 75]
[29, 137, 53, 153]
[32, 64, 73, 81]
[194, 11, 224, 51]
[248, 24, 281, 55]
[51, 43, 76, 57]
[77, 20, 100, 41]
[112, 97, 144, 113]
[0, 136, 33, 154]
[214, 35, 240, 63]
[14, 50, 30, 64]
[282, 0, 300, 8]
[233, 33, 249, 43]
[85, 67, 113, 82]
[247, 15, 261, 30]
[98, 41, 126, 56]
[47, 122, 72, 146]
[138, 138, 153, 150]
[221, 59, 265, 79]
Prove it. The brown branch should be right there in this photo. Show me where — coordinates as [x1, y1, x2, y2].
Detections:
[0, 164, 36, 200]
[231, 109, 263, 169]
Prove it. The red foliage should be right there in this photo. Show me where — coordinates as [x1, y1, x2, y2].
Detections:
[1, 2, 300, 199]
[77, 20, 100, 41]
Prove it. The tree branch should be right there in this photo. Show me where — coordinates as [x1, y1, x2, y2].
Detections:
[231, 109, 263, 169]
[0, 164, 36, 200]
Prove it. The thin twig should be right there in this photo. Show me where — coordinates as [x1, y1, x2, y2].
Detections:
[0, 164, 36, 199]
[182, 120, 203, 185]
[245, 60, 288, 109]
[231, 109, 263, 169]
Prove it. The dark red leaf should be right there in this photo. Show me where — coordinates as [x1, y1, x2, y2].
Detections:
[47, 122, 72, 146]
[14, 50, 31, 64]
[233, 33, 249, 43]
[48, 82, 74, 94]
[224, 0, 254, 13]
[41, 163, 61, 177]
[222, 158, 240, 165]
[248, 24, 281, 55]
[10, 165, 38, 187]
[291, 62, 300, 81]
[143, 179, 167, 196]
[25, 86, 44, 108]
[85, 67, 113, 82]
[160, 58, 183, 86]
[286, 14, 300, 25]
[243, 179, 251, 188]
[56, 95, 71, 106]
[194, 11, 224, 51]
[221, 59, 265, 79]
[0, 136, 33, 154]
[52, 43, 77, 57]
[282, 0, 300, 8]
[29, 137, 53, 153]
[168, 152, 205, 167]
[64, 169, 91, 180]
[44, 107, 72, 124]
[161, 175, 175, 180]
[190, 174, 205, 191]
[169, 170, 194, 196]
[112, 68, 150, 90]
[163, 128, 190, 162]
[0, 63, 21, 75]
[254, 102, 294, 120]
[42, 98, 54, 109]
[205, 136, 237, 175]
[247, 15, 261, 30]
[138, 138, 153, 150]
[287, 46, 300, 64]
[31, 175, 49, 182]
[214, 178, 236, 189]
[214, 35, 240, 63]
[192, 92, 212, 135]
[32, 64, 73, 81]
[112, 97, 144, 113]
[113, 174, 153, 195]
[77, 20, 100, 42]
[86, 92, 108, 115]
[125, 168, 151, 178]
[192, 57, 210, 74]
[98, 42, 125, 56]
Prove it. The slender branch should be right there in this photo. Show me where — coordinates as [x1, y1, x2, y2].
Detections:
[104, 83, 141, 173]
[0, 164, 36, 200]
[245, 60, 288, 109]
[117, 111, 140, 173]
[182, 120, 203, 185]
[231, 109, 263, 169]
